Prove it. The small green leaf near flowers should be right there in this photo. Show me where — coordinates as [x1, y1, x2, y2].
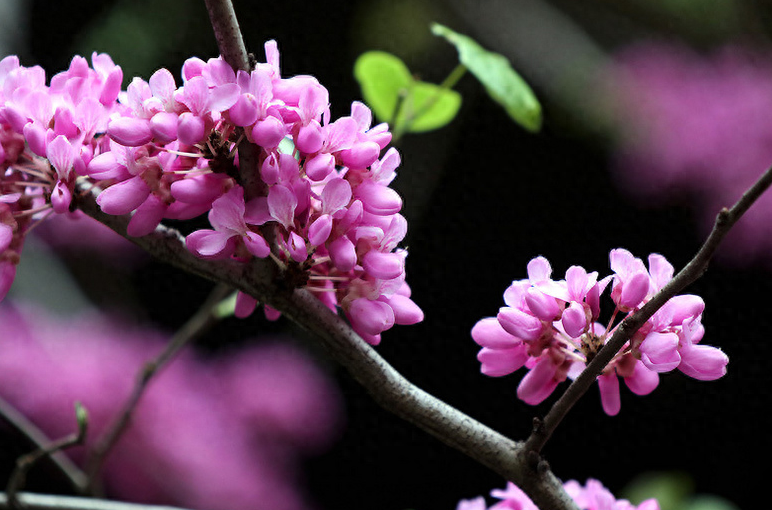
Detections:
[213, 291, 239, 319]
[74, 401, 88, 430]
[353, 51, 461, 134]
[431, 23, 542, 132]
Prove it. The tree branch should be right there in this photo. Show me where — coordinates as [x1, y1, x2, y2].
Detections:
[6, 404, 88, 509]
[203, 0, 249, 72]
[73, 180, 579, 510]
[525, 164, 772, 455]
[83, 284, 231, 496]
[203, 0, 264, 199]
[0, 396, 87, 493]
[0, 493, 191, 510]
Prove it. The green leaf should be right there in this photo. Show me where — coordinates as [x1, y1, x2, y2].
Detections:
[622, 471, 693, 510]
[399, 80, 462, 132]
[213, 291, 239, 319]
[682, 495, 740, 510]
[431, 23, 542, 132]
[354, 51, 413, 125]
[354, 51, 461, 134]
[278, 136, 298, 159]
[74, 402, 89, 430]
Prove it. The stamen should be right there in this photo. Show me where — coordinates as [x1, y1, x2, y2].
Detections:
[554, 328, 580, 349]
[308, 274, 349, 281]
[229, 132, 245, 155]
[560, 347, 586, 363]
[269, 252, 287, 270]
[13, 203, 53, 218]
[169, 168, 212, 176]
[609, 344, 633, 365]
[10, 181, 50, 188]
[160, 148, 205, 158]
[310, 255, 331, 266]
[12, 165, 51, 181]
[23, 209, 55, 235]
[305, 286, 338, 293]
[605, 307, 620, 333]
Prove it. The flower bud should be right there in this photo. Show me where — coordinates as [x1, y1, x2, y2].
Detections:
[497, 307, 543, 342]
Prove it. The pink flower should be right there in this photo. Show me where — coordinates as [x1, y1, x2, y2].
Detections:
[472, 249, 725, 415]
[186, 186, 269, 259]
[0, 42, 422, 339]
[457, 479, 659, 510]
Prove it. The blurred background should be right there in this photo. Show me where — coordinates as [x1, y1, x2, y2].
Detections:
[1, 0, 770, 509]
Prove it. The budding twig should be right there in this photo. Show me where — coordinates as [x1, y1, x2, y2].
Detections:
[525, 164, 772, 455]
[6, 403, 88, 510]
[0, 396, 87, 494]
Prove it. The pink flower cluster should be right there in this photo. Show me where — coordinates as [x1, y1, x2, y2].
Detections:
[0, 41, 423, 343]
[472, 249, 728, 415]
[0, 302, 342, 510]
[456, 479, 659, 510]
[607, 43, 772, 266]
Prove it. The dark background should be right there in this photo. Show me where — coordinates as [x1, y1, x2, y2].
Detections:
[3, 0, 770, 509]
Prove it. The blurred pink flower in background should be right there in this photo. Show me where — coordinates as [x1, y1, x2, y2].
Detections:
[0, 302, 342, 510]
[607, 42, 772, 266]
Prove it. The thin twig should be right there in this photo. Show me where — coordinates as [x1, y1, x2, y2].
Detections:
[6, 404, 88, 509]
[0, 396, 87, 493]
[525, 165, 772, 455]
[0, 493, 190, 510]
[83, 284, 231, 495]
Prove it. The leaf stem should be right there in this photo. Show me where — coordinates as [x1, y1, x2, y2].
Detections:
[440, 63, 468, 90]
[393, 64, 467, 143]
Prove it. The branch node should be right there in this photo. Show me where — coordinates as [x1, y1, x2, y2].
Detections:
[716, 207, 731, 226]
[526, 450, 541, 471]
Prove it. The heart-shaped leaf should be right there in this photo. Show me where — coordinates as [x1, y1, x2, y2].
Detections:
[354, 51, 412, 125]
[397, 81, 462, 133]
[431, 23, 542, 132]
[354, 51, 462, 134]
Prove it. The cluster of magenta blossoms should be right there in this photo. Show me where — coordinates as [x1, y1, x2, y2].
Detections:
[457, 479, 659, 510]
[0, 41, 423, 343]
[472, 249, 728, 415]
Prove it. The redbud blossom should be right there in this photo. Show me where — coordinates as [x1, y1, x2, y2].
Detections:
[456, 479, 659, 510]
[0, 42, 423, 342]
[472, 249, 727, 415]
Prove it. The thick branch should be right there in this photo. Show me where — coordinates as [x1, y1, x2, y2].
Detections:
[74, 183, 578, 510]
[526, 165, 772, 455]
